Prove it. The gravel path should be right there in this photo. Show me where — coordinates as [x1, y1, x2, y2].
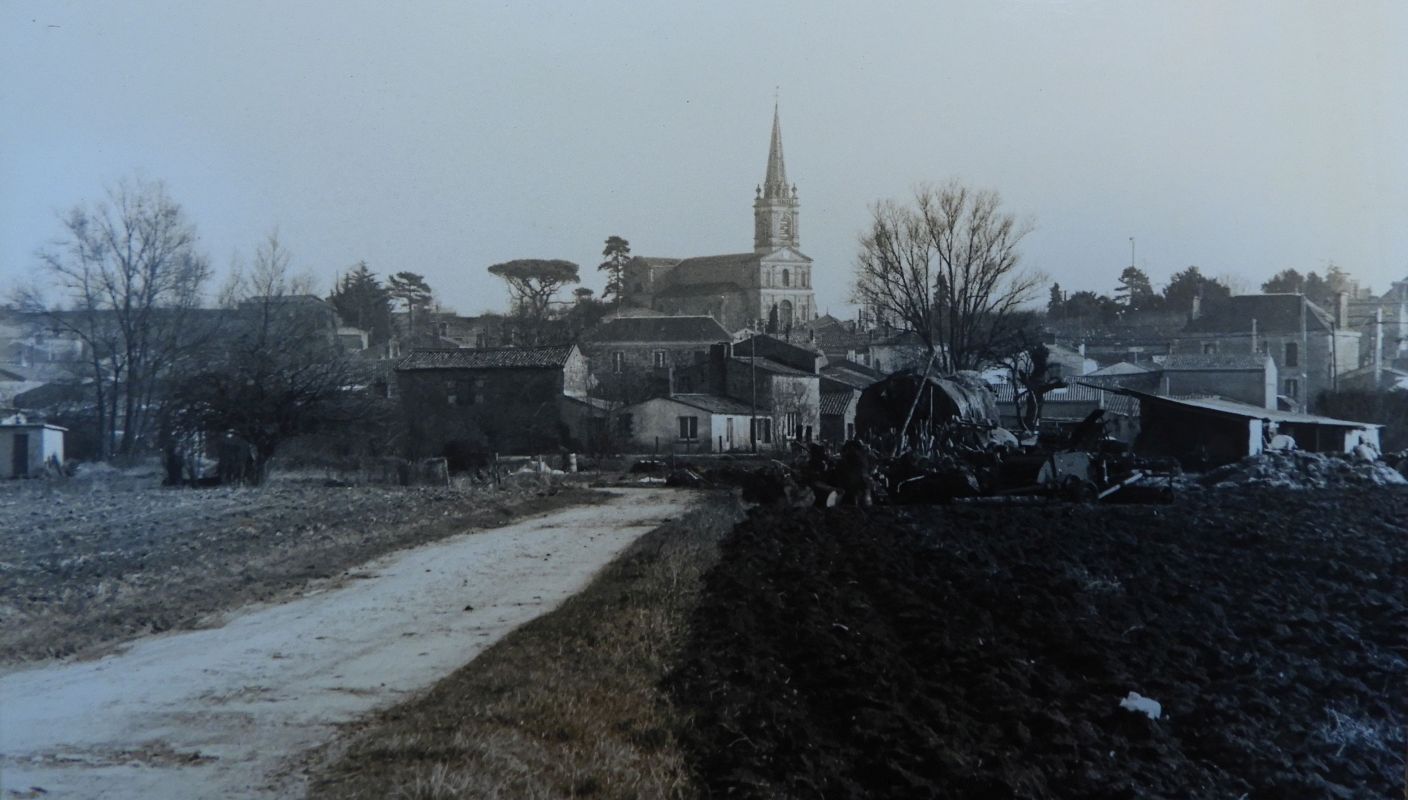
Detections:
[0, 487, 694, 799]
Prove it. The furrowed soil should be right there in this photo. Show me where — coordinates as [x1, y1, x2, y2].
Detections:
[0, 473, 603, 665]
[672, 489, 1408, 799]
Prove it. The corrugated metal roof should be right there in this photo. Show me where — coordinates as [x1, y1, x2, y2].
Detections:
[820, 389, 857, 416]
[583, 315, 729, 344]
[1139, 393, 1379, 428]
[396, 345, 577, 371]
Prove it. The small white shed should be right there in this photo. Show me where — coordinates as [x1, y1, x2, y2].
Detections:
[0, 417, 66, 478]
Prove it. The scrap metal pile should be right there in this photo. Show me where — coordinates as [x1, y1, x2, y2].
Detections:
[795, 369, 1176, 507]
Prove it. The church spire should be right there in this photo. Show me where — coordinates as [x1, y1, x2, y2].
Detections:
[762, 101, 789, 199]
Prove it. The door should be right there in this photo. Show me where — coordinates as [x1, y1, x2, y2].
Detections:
[725, 417, 734, 450]
[12, 433, 29, 478]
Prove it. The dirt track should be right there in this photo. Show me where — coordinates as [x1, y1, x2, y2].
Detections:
[0, 473, 598, 664]
[0, 487, 694, 799]
[673, 489, 1408, 798]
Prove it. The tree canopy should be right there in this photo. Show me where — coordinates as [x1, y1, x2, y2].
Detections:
[329, 261, 392, 345]
[1163, 266, 1230, 313]
[488, 259, 580, 344]
[853, 180, 1040, 372]
[598, 236, 631, 302]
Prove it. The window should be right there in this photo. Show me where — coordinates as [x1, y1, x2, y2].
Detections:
[846, 422, 856, 440]
[474, 333, 486, 348]
[1284, 378, 1299, 398]
[445, 378, 480, 406]
[612, 351, 625, 373]
[438, 322, 449, 337]
[782, 268, 791, 287]
[653, 350, 667, 368]
[751, 417, 772, 444]
[677, 416, 699, 441]
[1284, 342, 1299, 368]
[1202, 342, 1218, 355]
[785, 411, 800, 439]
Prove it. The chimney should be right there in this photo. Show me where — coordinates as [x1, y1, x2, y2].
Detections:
[1335, 291, 1350, 328]
[1190, 294, 1202, 321]
[666, 366, 675, 398]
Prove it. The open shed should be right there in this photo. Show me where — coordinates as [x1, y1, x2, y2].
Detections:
[1131, 392, 1382, 467]
[0, 418, 66, 478]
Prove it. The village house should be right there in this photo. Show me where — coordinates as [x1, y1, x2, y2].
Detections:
[817, 358, 883, 444]
[612, 393, 759, 454]
[1347, 274, 1408, 387]
[673, 342, 821, 447]
[1156, 353, 1278, 409]
[395, 344, 590, 457]
[807, 315, 928, 374]
[1170, 293, 1360, 412]
[579, 315, 730, 403]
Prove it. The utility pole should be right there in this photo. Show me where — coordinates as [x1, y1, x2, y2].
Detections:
[1129, 237, 1135, 270]
[750, 326, 758, 453]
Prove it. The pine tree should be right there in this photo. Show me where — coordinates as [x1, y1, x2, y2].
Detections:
[598, 236, 631, 302]
[329, 262, 393, 345]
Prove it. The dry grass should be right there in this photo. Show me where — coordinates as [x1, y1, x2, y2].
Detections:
[306, 492, 743, 800]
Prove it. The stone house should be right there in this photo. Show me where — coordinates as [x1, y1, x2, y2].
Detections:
[395, 344, 589, 457]
[1171, 294, 1360, 412]
[579, 315, 730, 403]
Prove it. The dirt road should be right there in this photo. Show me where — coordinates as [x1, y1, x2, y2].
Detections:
[0, 487, 693, 799]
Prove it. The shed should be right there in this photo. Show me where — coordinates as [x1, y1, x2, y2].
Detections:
[1130, 391, 1382, 467]
[0, 417, 66, 478]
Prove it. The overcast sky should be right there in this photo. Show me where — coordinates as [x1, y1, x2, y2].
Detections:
[3, 1, 1405, 316]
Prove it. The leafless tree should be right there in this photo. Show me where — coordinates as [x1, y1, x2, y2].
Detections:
[173, 232, 386, 484]
[18, 177, 212, 458]
[854, 180, 1041, 373]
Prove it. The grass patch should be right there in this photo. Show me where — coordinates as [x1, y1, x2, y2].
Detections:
[306, 491, 743, 800]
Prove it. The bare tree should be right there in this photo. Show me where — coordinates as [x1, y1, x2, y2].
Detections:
[19, 177, 212, 458]
[854, 180, 1041, 373]
[172, 232, 382, 484]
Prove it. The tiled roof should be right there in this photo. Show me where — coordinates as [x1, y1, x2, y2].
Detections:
[1086, 361, 1154, 376]
[1181, 294, 1335, 335]
[1161, 354, 1271, 371]
[396, 345, 576, 371]
[820, 362, 882, 390]
[668, 393, 755, 415]
[582, 315, 729, 344]
[728, 356, 812, 376]
[820, 389, 858, 416]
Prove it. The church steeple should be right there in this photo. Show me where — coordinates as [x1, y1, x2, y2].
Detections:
[754, 101, 799, 253]
[762, 102, 789, 199]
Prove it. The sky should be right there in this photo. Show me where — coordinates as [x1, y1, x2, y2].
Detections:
[3, 1, 1406, 317]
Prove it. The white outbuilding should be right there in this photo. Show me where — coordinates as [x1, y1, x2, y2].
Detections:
[0, 413, 66, 478]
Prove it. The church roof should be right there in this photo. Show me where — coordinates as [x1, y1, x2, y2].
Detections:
[674, 252, 762, 272]
[582, 315, 730, 344]
[654, 280, 747, 298]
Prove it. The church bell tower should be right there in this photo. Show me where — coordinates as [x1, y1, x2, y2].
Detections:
[753, 103, 800, 253]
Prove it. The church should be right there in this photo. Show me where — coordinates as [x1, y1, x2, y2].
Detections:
[620, 105, 817, 334]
